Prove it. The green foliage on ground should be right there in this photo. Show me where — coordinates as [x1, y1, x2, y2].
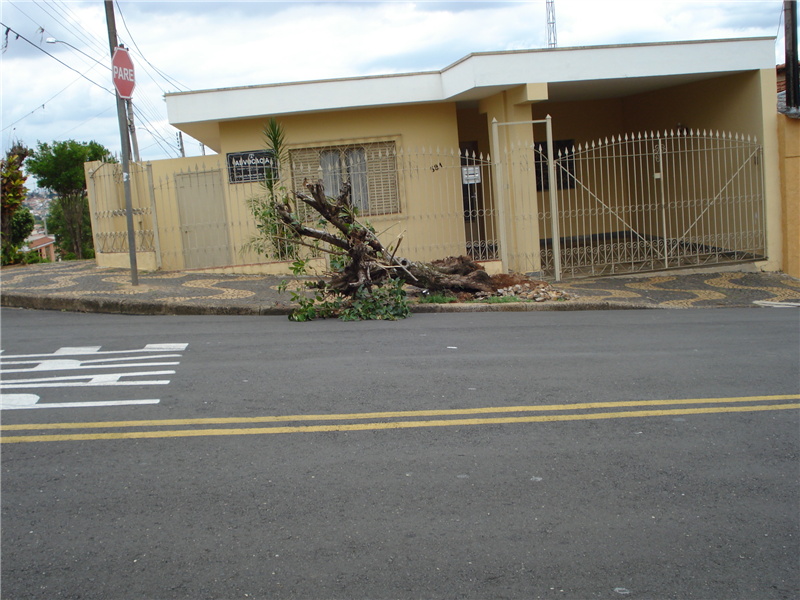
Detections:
[416, 291, 458, 304]
[286, 277, 409, 322]
[468, 295, 522, 304]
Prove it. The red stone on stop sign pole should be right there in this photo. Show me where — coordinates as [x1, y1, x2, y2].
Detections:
[111, 47, 135, 99]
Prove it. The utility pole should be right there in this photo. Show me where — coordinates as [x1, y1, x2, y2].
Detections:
[126, 98, 141, 162]
[104, 0, 138, 285]
[546, 0, 557, 48]
[786, 1, 799, 109]
[177, 132, 185, 157]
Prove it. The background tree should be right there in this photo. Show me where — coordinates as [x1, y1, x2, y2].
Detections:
[1, 143, 32, 265]
[9, 207, 35, 247]
[26, 140, 113, 259]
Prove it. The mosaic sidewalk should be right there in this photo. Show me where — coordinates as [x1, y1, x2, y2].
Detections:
[2, 261, 799, 315]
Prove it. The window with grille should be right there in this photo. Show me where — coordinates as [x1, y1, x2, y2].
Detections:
[289, 141, 399, 217]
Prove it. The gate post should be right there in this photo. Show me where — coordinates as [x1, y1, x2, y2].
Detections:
[655, 137, 669, 268]
[146, 162, 162, 270]
[491, 118, 511, 273]
[545, 115, 562, 281]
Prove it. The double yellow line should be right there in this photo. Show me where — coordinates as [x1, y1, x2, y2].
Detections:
[1, 394, 798, 444]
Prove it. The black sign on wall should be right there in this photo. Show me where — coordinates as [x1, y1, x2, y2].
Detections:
[226, 150, 277, 183]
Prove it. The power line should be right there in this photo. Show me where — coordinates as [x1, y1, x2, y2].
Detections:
[53, 0, 111, 52]
[6, 1, 109, 73]
[0, 23, 114, 95]
[1, 68, 97, 132]
[130, 104, 181, 158]
[114, 1, 190, 92]
[29, 0, 108, 58]
[53, 106, 114, 140]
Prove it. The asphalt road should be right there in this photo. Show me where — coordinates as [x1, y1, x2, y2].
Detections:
[1, 307, 798, 600]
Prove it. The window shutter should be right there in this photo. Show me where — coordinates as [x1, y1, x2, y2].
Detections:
[289, 148, 320, 221]
[364, 142, 399, 216]
[289, 141, 399, 220]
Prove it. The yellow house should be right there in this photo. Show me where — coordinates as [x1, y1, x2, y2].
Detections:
[87, 38, 788, 280]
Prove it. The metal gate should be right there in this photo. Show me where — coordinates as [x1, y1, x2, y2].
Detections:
[175, 169, 232, 269]
[536, 129, 766, 279]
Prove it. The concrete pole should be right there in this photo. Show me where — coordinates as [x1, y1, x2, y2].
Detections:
[104, 0, 138, 285]
[491, 118, 510, 273]
[785, 1, 799, 109]
[545, 115, 562, 281]
[126, 98, 141, 163]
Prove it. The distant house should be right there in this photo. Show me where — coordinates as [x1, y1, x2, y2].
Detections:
[24, 233, 56, 262]
[87, 37, 788, 280]
[777, 61, 800, 93]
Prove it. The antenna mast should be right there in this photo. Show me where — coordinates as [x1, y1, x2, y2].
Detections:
[547, 0, 558, 48]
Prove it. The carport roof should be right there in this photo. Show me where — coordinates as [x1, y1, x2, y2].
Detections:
[166, 37, 776, 151]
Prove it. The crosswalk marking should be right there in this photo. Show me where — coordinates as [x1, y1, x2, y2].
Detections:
[0, 343, 187, 410]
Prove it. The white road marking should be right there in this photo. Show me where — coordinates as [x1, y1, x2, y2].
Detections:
[0, 344, 186, 410]
[53, 346, 101, 355]
[1, 370, 175, 389]
[0, 394, 40, 407]
[0, 343, 188, 360]
[1, 353, 182, 368]
[1, 396, 161, 410]
[1, 360, 180, 374]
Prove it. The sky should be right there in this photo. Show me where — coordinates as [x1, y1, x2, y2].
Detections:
[0, 0, 794, 182]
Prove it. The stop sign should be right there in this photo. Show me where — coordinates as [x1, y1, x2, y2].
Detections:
[111, 47, 135, 99]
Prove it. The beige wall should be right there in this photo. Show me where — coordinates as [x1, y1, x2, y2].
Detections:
[219, 103, 467, 264]
[778, 114, 800, 279]
[477, 88, 545, 273]
[89, 104, 472, 274]
[219, 103, 459, 155]
[621, 72, 764, 138]
[530, 97, 625, 143]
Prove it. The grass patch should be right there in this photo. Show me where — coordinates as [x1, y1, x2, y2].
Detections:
[468, 295, 525, 304]
[416, 291, 458, 304]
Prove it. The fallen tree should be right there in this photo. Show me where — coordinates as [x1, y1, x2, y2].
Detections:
[246, 119, 494, 320]
[275, 179, 493, 296]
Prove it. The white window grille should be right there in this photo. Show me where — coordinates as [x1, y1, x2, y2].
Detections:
[290, 141, 399, 217]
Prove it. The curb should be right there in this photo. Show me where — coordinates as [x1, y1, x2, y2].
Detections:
[2, 292, 656, 316]
[408, 301, 657, 313]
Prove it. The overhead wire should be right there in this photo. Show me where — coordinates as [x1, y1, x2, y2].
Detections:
[53, 0, 111, 51]
[53, 106, 115, 140]
[1, 67, 100, 132]
[0, 23, 114, 95]
[130, 108, 179, 157]
[5, 1, 108, 74]
[4, 4, 181, 156]
[111, 1, 190, 157]
[114, 1, 189, 92]
[130, 103, 181, 158]
[6, 1, 193, 160]
[29, 0, 108, 58]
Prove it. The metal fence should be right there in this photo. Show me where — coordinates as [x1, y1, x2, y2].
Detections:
[87, 128, 765, 279]
[535, 129, 766, 278]
[86, 147, 500, 273]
